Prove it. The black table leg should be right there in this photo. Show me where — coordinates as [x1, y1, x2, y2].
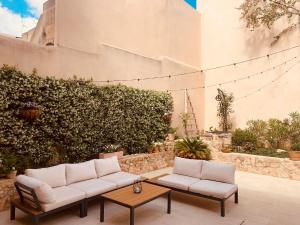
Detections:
[10, 204, 15, 220]
[167, 191, 171, 214]
[130, 207, 135, 225]
[100, 198, 104, 222]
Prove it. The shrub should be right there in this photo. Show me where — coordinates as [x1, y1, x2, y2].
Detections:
[232, 128, 257, 147]
[247, 119, 268, 147]
[0, 66, 173, 170]
[266, 119, 289, 149]
[175, 137, 211, 160]
[288, 112, 300, 145]
[291, 143, 300, 151]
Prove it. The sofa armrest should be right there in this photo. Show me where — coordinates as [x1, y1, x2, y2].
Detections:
[14, 182, 42, 211]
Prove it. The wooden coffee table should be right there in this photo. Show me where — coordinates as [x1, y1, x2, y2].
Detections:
[100, 182, 171, 225]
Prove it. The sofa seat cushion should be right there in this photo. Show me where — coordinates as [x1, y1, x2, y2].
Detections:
[40, 186, 85, 212]
[100, 172, 140, 188]
[94, 156, 121, 177]
[68, 179, 117, 198]
[173, 157, 203, 179]
[66, 160, 97, 185]
[16, 175, 56, 204]
[158, 174, 200, 191]
[189, 180, 238, 199]
[25, 164, 66, 188]
[201, 161, 236, 184]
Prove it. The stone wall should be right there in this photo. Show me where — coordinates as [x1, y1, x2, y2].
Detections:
[215, 152, 300, 181]
[119, 147, 175, 174]
[0, 179, 16, 212]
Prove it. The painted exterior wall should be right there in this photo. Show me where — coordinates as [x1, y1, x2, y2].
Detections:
[55, 0, 201, 68]
[198, 0, 300, 130]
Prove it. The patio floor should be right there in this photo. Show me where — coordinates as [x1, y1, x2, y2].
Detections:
[1, 168, 299, 225]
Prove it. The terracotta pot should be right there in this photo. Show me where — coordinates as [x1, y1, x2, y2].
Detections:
[6, 170, 17, 179]
[288, 151, 300, 161]
[99, 150, 124, 159]
[20, 108, 41, 121]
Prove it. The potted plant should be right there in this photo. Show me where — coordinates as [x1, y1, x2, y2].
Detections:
[99, 144, 124, 159]
[19, 101, 42, 121]
[175, 137, 211, 160]
[288, 143, 300, 161]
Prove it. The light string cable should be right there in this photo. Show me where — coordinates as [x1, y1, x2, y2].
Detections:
[167, 54, 300, 92]
[235, 59, 300, 101]
[92, 44, 300, 84]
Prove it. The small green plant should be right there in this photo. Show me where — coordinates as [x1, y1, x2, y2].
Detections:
[232, 128, 257, 147]
[215, 89, 234, 132]
[99, 144, 122, 153]
[168, 127, 177, 134]
[291, 143, 300, 151]
[180, 113, 190, 136]
[175, 137, 211, 160]
[266, 119, 289, 149]
[0, 151, 17, 175]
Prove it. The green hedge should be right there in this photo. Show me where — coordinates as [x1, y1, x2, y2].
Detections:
[0, 66, 173, 170]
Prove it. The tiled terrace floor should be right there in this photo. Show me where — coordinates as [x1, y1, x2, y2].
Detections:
[1, 168, 299, 225]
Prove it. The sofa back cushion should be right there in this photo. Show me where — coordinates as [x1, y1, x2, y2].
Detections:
[94, 156, 121, 177]
[173, 157, 202, 179]
[16, 175, 56, 204]
[66, 160, 97, 185]
[201, 161, 236, 184]
[25, 164, 66, 188]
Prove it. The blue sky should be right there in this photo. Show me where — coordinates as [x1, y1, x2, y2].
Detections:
[0, 0, 34, 17]
[185, 0, 197, 9]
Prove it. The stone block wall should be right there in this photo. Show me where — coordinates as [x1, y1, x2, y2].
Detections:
[0, 179, 16, 212]
[119, 149, 175, 174]
[215, 152, 300, 181]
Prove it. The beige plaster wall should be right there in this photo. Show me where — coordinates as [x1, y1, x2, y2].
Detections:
[198, 0, 300, 130]
[55, 0, 201, 67]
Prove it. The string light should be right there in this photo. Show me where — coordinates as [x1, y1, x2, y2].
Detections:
[235, 60, 300, 101]
[92, 44, 300, 84]
[167, 55, 299, 92]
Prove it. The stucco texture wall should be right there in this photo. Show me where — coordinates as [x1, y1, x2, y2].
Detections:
[198, 0, 300, 130]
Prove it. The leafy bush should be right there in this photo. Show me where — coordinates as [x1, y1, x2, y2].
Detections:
[0, 66, 173, 171]
[291, 143, 300, 151]
[231, 128, 257, 147]
[247, 119, 268, 147]
[175, 137, 211, 160]
[266, 119, 289, 149]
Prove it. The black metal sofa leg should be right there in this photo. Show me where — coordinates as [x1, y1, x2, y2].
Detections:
[235, 191, 239, 204]
[220, 200, 225, 217]
[33, 216, 39, 225]
[10, 204, 15, 220]
[80, 202, 86, 218]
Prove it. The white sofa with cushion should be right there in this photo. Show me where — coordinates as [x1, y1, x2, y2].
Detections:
[157, 157, 238, 217]
[12, 156, 140, 225]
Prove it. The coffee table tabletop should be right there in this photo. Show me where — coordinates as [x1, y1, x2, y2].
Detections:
[101, 182, 170, 207]
[100, 182, 171, 225]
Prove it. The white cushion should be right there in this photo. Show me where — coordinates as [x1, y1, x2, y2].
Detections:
[189, 180, 238, 199]
[69, 179, 117, 198]
[25, 164, 66, 188]
[94, 156, 121, 177]
[100, 172, 140, 188]
[40, 186, 85, 212]
[201, 161, 236, 184]
[173, 157, 203, 179]
[16, 175, 56, 204]
[66, 160, 97, 185]
[158, 174, 200, 191]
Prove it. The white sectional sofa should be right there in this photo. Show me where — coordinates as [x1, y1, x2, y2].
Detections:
[11, 156, 140, 225]
[153, 157, 238, 217]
